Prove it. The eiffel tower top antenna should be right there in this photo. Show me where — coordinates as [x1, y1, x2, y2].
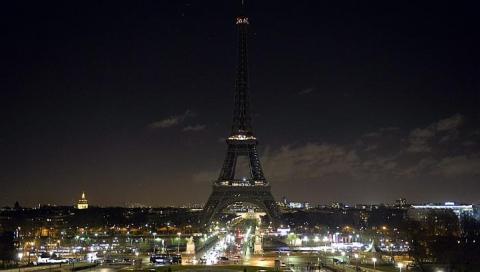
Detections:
[231, 0, 253, 138]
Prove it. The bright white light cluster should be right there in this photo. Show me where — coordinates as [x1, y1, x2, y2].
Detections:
[228, 135, 256, 140]
[236, 17, 249, 25]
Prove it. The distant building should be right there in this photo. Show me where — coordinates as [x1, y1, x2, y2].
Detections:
[126, 202, 151, 209]
[331, 202, 346, 209]
[288, 202, 310, 210]
[395, 198, 409, 208]
[474, 205, 480, 221]
[411, 202, 474, 219]
[76, 192, 88, 209]
[281, 197, 310, 210]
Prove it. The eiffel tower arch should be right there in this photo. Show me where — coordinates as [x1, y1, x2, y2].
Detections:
[202, 2, 280, 226]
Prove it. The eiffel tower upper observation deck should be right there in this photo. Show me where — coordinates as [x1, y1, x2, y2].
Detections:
[202, 1, 280, 225]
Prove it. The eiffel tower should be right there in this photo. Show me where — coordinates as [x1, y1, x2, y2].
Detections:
[202, 2, 280, 226]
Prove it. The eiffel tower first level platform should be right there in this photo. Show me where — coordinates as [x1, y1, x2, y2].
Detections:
[201, 1, 280, 226]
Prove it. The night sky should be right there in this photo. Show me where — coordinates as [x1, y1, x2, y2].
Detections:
[1, 1, 479, 207]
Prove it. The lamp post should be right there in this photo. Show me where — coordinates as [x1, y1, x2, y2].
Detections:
[341, 252, 346, 272]
[322, 236, 329, 265]
[177, 232, 181, 254]
[18, 252, 23, 270]
[397, 262, 404, 272]
[354, 254, 359, 271]
[135, 250, 139, 266]
[390, 243, 394, 263]
[303, 236, 309, 246]
[72, 249, 77, 270]
[372, 257, 377, 271]
[323, 236, 329, 248]
[152, 233, 157, 254]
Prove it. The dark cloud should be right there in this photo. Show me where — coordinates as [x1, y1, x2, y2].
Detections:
[262, 143, 360, 182]
[298, 87, 315, 95]
[436, 114, 464, 131]
[192, 170, 217, 184]
[430, 155, 480, 177]
[183, 124, 206, 132]
[407, 114, 464, 153]
[148, 110, 194, 129]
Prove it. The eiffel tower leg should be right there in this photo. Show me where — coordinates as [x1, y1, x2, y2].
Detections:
[202, 188, 232, 227]
[218, 146, 237, 181]
[262, 193, 281, 225]
[248, 145, 265, 181]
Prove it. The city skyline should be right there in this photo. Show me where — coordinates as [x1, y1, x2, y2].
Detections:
[1, 1, 479, 207]
[7, 192, 476, 209]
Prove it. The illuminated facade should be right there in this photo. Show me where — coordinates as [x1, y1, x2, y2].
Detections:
[76, 192, 89, 209]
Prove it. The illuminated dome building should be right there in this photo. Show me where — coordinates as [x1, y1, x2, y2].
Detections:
[76, 192, 88, 209]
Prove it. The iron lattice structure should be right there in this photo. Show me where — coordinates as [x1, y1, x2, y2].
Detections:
[202, 4, 280, 225]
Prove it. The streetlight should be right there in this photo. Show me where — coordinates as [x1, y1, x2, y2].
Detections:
[71, 249, 77, 269]
[354, 254, 359, 270]
[17, 252, 23, 266]
[390, 243, 394, 262]
[341, 252, 346, 271]
[152, 233, 157, 254]
[322, 236, 329, 251]
[177, 232, 181, 254]
[397, 262, 404, 272]
[372, 257, 377, 271]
